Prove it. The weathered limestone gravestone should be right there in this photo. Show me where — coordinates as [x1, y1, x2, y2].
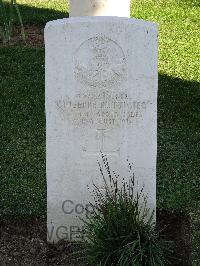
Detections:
[70, 0, 130, 17]
[45, 0, 158, 243]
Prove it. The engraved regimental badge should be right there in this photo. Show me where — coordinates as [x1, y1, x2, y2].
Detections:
[75, 35, 127, 88]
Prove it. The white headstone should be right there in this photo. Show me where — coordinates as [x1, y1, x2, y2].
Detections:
[45, 6, 158, 244]
[69, 0, 130, 17]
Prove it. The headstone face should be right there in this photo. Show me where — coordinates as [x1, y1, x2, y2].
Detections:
[45, 17, 158, 243]
[69, 0, 130, 17]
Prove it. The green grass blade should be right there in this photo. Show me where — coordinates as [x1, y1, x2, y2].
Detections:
[0, 0, 8, 27]
[0, 25, 6, 40]
[0, 0, 10, 42]
[7, 0, 14, 41]
[13, 0, 26, 42]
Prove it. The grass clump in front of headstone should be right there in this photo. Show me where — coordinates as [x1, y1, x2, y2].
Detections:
[82, 154, 170, 266]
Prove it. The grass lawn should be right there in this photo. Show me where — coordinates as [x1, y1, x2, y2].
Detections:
[0, 0, 200, 259]
[0, 48, 45, 218]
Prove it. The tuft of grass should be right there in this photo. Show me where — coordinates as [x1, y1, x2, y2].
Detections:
[82, 154, 170, 266]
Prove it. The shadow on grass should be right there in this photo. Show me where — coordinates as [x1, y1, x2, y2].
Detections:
[157, 74, 200, 211]
[1, 2, 69, 26]
[0, 47, 199, 218]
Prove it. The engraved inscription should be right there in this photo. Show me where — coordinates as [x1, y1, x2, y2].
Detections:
[74, 35, 127, 88]
[82, 129, 120, 155]
[56, 91, 152, 128]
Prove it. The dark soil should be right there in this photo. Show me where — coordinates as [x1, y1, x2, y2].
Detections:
[0, 212, 192, 266]
[0, 25, 44, 47]
[157, 211, 192, 266]
[0, 216, 87, 266]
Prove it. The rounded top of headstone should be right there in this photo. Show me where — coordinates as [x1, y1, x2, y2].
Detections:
[69, 0, 130, 18]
